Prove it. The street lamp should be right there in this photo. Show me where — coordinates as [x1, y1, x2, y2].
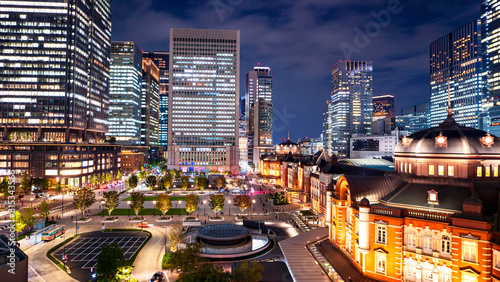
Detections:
[203, 200, 207, 216]
[152, 201, 156, 217]
[163, 226, 167, 254]
[62, 235, 67, 270]
[127, 201, 131, 219]
[252, 199, 256, 214]
[30, 197, 33, 208]
[228, 200, 231, 216]
[101, 200, 105, 217]
[178, 200, 182, 217]
[155, 184, 158, 196]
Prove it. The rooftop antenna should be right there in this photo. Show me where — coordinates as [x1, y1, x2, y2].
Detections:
[288, 130, 290, 140]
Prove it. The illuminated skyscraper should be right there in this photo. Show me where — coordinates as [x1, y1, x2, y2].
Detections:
[430, 20, 482, 128]
[141, 58, 160, 146]
[330, 61, 373, 158]
[373, 95, 395, 121]
[167, 28, 239, 174]
[0, 0, 112, 142]
[322, 100, 332, 154]
[143, 51, 169, 147]
[482, 0, 500, 135]
[245, 66, 273, 166]
[108, 42, 142, 145]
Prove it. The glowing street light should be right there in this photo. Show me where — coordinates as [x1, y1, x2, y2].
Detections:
[178, 200, 182, 216]
[203, 200, 207, 216]
[127, 201, 131, 219]
[153, 201, 157, 216]
[228, 200, 231, 216]
[252, 199, 256, 214]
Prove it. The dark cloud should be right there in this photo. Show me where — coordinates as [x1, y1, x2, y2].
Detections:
[112, 0, 480, 142]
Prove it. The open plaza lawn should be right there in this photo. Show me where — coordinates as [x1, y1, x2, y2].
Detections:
[95, 208, 188, 216]
[122, 196, 186, 202]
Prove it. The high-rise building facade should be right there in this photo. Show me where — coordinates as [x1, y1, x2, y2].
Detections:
[330, 61, 373, 158]
[167, 28, 239, 174]
[396, 102, 430, 136]
[322, 100, 332, 154]
[0, 0, 120, 187]
[245, 66, 274, 167]
[373, 95, 395, 121]
[0, 0, 112, 143]
[482, 1, 500, 135]
[108, 42, 142, 145]
[143, 51, 169, 148]
[141, 58, 160, 146]
[430, 20, 482, 128]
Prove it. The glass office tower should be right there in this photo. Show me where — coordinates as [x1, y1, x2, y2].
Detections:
[141, 58, 160, 146]
[0, 0, 112, 142]
[167, 28, 240, 174]
[108, 42, 142, 145]
[430, 20, 482, 128]
[373, 95, 395, 121]
[143, 51, 169, 147]
[330, 60, 373, 158]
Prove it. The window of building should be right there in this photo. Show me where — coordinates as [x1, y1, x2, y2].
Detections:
[441, 235, 450, 254]
[485, 166, 491, 177]
[400, 162, 403, 172]
[494, 250, 500, 270]
[461, 272, 478, 282]
[407, 233, 416, 248]
[409, 163, 412, 174]
[376, 225, 387, 244]
[438, 165, 444, 176]
[448, 166, 454, 176]
[494, 166, 499, 177]
[423, 236, 433, 253]
[462, 240, 477, 263]
[476, 166, 482, 177]
[376, 253, 387, 275]
[429, 164, 435, 175]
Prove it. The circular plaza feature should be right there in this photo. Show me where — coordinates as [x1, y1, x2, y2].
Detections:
[198, 224, 250, 246]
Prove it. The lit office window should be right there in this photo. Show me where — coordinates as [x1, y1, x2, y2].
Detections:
[429, 164, 435, 175]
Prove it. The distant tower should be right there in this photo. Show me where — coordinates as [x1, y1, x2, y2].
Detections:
[330, 61, 373, 158]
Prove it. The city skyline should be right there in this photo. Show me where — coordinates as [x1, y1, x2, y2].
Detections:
[111, 0, 479, 142]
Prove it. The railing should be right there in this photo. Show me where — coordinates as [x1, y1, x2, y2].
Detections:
[406, 210, 450, 222]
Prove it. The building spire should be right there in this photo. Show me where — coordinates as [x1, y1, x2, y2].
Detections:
[440, 81, 458, 127]
[288, 130, 290, 140]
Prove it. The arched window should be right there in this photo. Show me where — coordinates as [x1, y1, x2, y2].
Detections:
[441, 235, 450, 254]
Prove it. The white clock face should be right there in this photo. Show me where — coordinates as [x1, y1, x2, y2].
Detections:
[485, 136, 493, 144]
[437, 137, 445, 144]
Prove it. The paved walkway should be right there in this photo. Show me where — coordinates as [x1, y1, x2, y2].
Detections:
[316, 241, 380, 282]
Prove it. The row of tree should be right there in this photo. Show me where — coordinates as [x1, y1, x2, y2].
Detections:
[11, 199, 52, 234]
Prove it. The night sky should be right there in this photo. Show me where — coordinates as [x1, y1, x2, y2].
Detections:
[112, 0, 479, 143]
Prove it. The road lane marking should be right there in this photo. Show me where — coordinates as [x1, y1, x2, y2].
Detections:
[29, 264, 46, 282]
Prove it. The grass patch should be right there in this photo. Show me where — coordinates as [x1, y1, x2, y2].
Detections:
[105, 217, 115, 220]
[162, 253, 173, 269]
[300, 210, 314, 216]
[122, 196, 186, 202]
[46, 234, 79, 272]
[95, 208, 188, 216]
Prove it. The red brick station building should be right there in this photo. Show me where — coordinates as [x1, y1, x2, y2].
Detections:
[263, 111, 500, 281]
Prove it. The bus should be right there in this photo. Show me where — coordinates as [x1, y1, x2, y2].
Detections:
[41, 225, 65, 241]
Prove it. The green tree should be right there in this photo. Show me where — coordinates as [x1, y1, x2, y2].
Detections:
[22, 207, 37, 234]
[20, 171, 31, 195]
[96, 242, 128, 281]
[91, 175, 98, 188]
[103, 191, 120, 217]
[180, 175, 189, 190]
[233, 260, 264, 282]
[73, 186, 96, 219]
[214, 176, 225, 191]
[0, 177, 9, 197]
[174, 169, 181, 179]
[11, 211, 25, 233]
[105, 172, 112, 184]
[116, 170, 122, 181]
[233, 178, 243, 188]
[168, 223, 184, 252]
[163, 173, 173, 190]
[146, 175, 157, 189]
[129, 192, 145, 217]
[139, 170, 147, 181]
[128, 175, 138, 189]
[195, 176, 208, 191]
[208, 194, 225, 217]
[155, 193, 172, 217]
[233, 195, 252, 213]
[166, 243, 230, 281]
[39, 200, 51, 223]
[185, 194, 199, 216]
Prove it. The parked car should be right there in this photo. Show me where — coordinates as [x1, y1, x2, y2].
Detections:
[150, 271, 165, 282]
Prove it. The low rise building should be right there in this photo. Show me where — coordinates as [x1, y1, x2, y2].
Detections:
[350, 134, 398, 159]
